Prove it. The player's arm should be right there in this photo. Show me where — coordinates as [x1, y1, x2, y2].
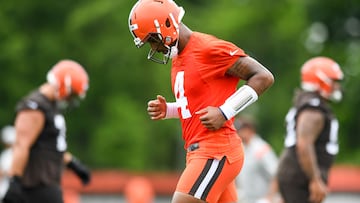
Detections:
[197, 56, 274, 130]
[147, 95, 178, 120]
[10, 110, 44, 177]
[226, 56, 274, 95]
[296, 109, 323, 181]
[2, 110, 44, 202]
[219, 56, 274, 120]
[296, 109, 328, 203]
[64, 151, 91, 185]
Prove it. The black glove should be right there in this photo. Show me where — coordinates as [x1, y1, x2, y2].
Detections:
[67, 157, 91, 185]
[3, 176, 25, 203]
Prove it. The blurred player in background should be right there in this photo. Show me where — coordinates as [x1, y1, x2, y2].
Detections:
[234, 116, 280, 203]
[277, 57, 344, 203]
[128, 1, 274, 202]
[1, 60, 90, 203]
[0, 126, 91, 188]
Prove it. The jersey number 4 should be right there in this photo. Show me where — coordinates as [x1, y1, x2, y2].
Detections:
[174, 71, 191, 119]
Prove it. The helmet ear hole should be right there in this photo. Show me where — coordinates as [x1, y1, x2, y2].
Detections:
[165, 18, 171, 27]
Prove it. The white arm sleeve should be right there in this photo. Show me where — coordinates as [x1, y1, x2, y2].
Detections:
[219, 85, 258, 120]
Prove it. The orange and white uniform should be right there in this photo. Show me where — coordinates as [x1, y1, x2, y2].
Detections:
[171, 32, 247, 203]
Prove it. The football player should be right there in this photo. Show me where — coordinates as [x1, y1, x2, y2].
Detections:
[277, 57, 344, 203]
[2, 60, 89, 203]
[128, 1, 274, 203]
[234, 116, 280, 203]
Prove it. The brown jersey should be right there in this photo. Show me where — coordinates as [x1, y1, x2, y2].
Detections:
[16, 90, 65, 187]
[278, 90, 339, 183]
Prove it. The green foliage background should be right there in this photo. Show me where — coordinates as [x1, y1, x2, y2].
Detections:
[0, 0, 359, 171]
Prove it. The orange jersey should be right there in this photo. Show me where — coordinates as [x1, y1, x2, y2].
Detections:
[171, 32, 247, 154]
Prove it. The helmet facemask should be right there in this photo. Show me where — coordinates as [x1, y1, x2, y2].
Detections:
[329, 89, 342, 102]
[146, 33, 179, 64]
[56, 92, 83, 111]
[328, 80, 343, 103]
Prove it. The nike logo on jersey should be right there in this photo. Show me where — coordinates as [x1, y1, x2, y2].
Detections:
[229, 49, 239, 56]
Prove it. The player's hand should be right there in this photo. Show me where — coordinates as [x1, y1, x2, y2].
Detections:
[196, 106, 226, 131]
[67, 157, 91, 186]
[3, 176, 25, 203]
[309, 177, 328, 203]
[147, 95, 167, 120]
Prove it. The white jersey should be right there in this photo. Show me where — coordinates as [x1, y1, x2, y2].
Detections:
[0, 148, 13, 198]
[0, 148, 13, 173]
[236, 135, 278, 203]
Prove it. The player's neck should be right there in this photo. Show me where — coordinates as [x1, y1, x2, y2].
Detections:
[39, 83, 56, 101]
[178, 23, 192, 53]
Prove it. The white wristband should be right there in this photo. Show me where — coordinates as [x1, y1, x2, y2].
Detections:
[165, 102, 179, 119]
[219, 85, 258, 120]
